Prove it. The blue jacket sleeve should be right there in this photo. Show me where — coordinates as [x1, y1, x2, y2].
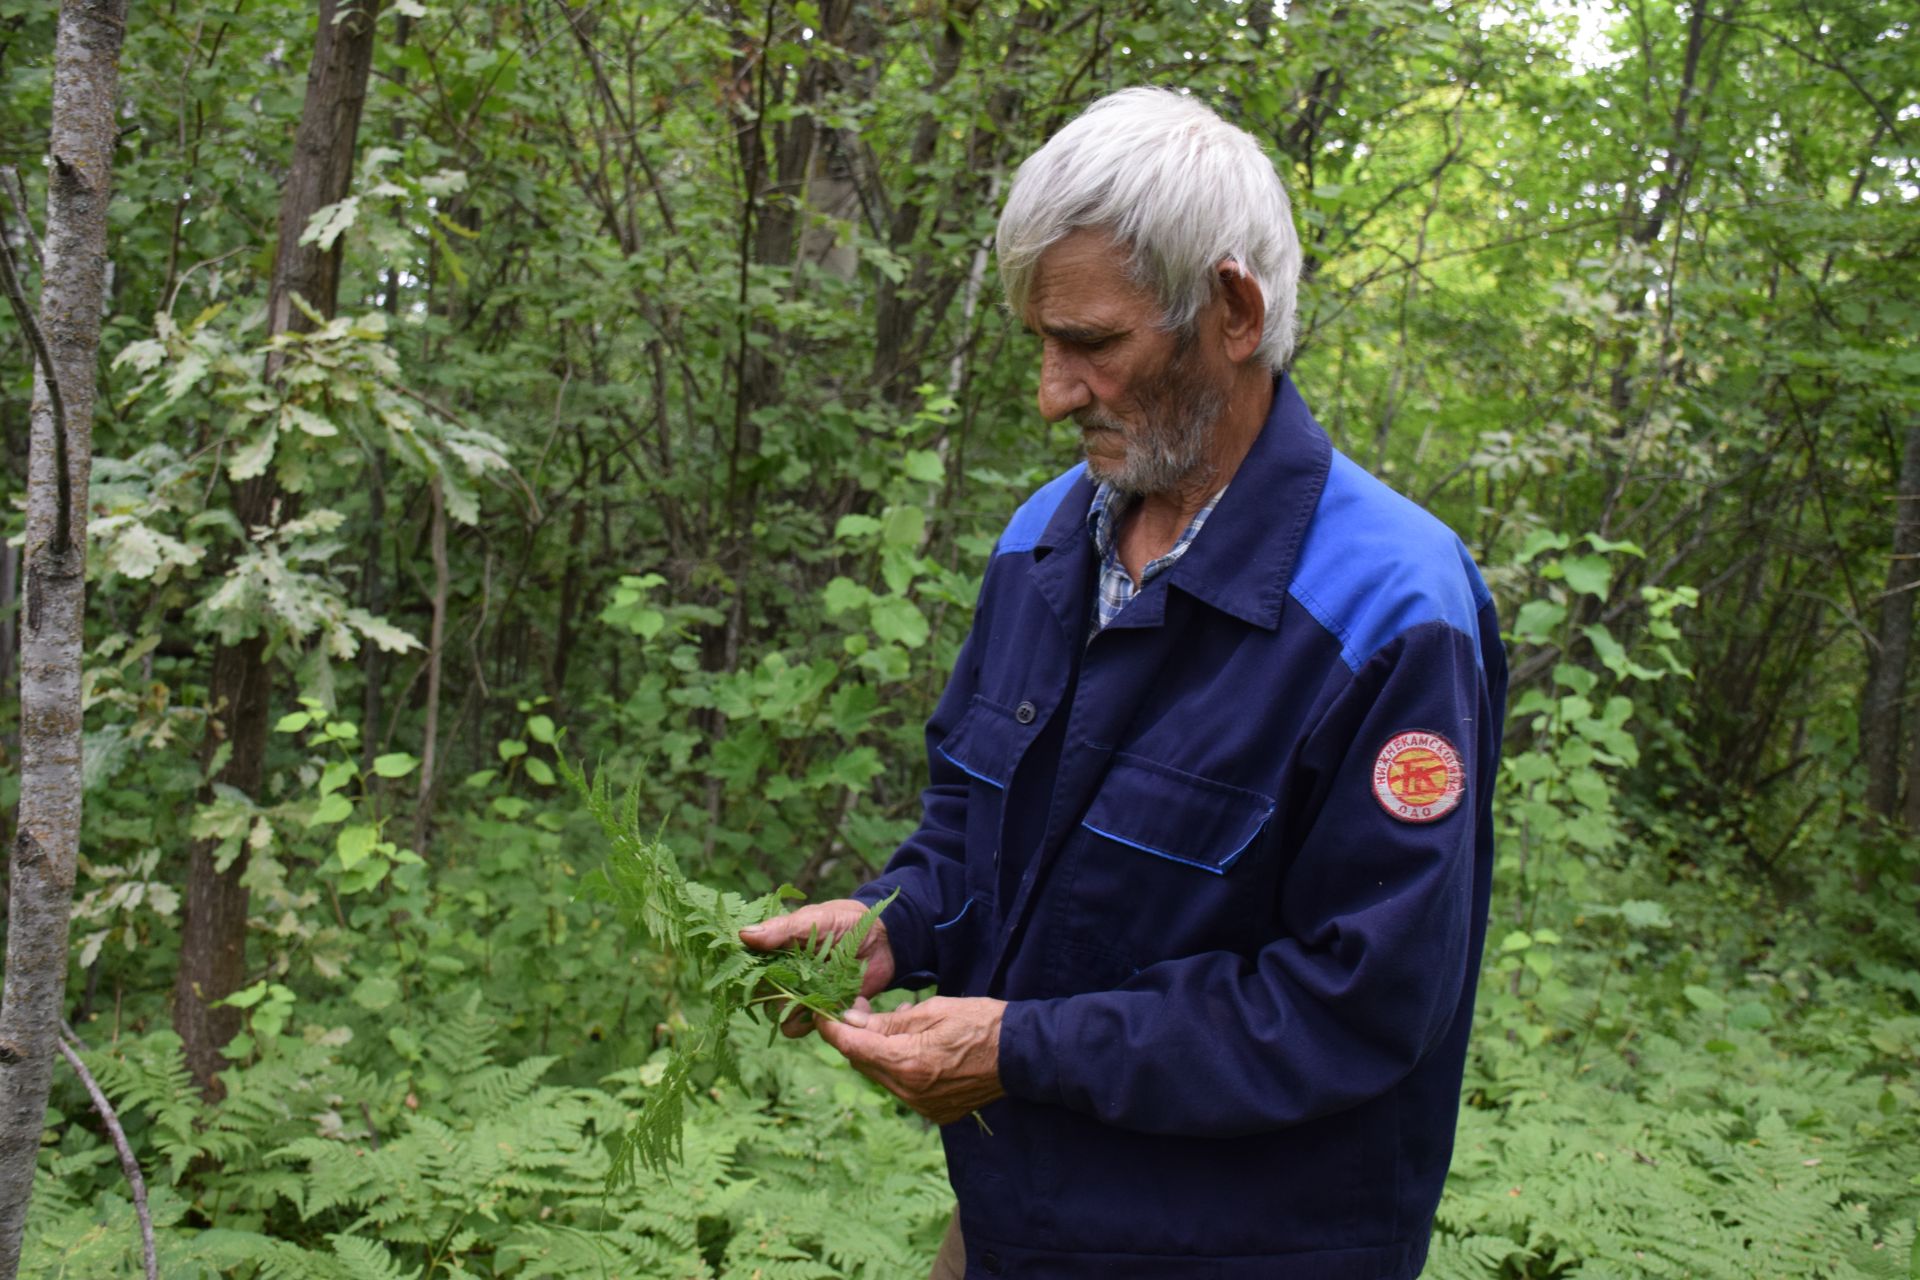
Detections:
[849, 618, 983, 989]
[998, 614, 1501, 1137]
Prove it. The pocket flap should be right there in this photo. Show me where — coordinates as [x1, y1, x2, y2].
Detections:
[937, 696, 1043, 789]
[1080, 754, 1275, 874]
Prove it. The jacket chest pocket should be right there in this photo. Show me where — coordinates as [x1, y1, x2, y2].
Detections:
[930, 696, 1048, 984]
[1053, 753, 1277, 987]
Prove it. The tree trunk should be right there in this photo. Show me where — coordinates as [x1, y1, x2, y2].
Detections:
[1862, 418, 1920, 822]
[413, 477, 448, 854]
[172, 0, 382, 1098]
[0, 0, 127, 1270]
[1905, 694, 1920, 833]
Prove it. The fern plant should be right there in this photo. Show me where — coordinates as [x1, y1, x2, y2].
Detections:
[562, 758, 896, 1182]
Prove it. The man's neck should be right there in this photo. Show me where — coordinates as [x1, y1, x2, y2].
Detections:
[1118, 371, 1275, 578]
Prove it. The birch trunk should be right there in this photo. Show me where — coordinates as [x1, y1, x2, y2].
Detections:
[0, 0, 127, 1271]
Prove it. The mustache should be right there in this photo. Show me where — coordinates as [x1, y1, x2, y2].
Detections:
[1075, 408, 1126, 433]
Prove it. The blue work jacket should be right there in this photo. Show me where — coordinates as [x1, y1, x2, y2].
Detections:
[854, 377, 1507, 1278]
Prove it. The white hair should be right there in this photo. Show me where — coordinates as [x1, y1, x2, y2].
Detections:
[995, 87, 1303, 373]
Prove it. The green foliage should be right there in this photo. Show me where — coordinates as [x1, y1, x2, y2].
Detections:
[565, 757, 895, 1181]
[1430, 855, 1920, 1279]
[7, 0, 1918, 1273]
[29, 997, 947, 1278]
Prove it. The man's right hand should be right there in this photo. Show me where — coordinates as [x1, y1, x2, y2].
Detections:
[739, 898, 896, 1038]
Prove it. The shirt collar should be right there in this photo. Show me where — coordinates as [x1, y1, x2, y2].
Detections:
[1085, 480, 1227, 574]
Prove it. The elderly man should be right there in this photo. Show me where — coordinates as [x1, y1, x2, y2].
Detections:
[743, 87, 1506, 1279]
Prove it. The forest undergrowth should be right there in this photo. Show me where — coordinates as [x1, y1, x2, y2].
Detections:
[24, 790, 1920, 1279]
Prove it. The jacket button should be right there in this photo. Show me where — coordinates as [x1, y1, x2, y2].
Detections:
[981, 1252, 1004, 1275]
[1014, 701, 1036, 724]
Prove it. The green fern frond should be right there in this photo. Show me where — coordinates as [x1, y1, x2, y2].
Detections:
[190, 1228, 351, 1280]
[327, 1234, 421, 1280]
[563, 757, 897, 1184]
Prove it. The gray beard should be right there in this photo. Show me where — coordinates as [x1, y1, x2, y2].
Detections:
[1075, 350, 1227, 498]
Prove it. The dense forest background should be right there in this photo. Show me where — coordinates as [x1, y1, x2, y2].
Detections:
[2, 0, 1917, 1275]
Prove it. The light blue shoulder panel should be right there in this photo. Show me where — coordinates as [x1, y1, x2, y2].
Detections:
[995, 463, 1087, 556]
[1288, 450, 1493, 673]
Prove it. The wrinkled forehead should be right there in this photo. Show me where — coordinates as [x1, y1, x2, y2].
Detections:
[1022, 229, 1163, 331]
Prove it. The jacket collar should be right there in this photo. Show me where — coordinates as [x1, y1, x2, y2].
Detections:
[1168, 375, 1330, 630]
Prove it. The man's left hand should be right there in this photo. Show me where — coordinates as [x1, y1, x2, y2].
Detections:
[816, 996, 1007, 1126]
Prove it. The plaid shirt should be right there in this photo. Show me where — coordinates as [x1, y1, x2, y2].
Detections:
[1087, 480, 1228, 639]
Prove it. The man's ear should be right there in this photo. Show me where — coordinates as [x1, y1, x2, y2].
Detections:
[1214, 259, 1266, 365]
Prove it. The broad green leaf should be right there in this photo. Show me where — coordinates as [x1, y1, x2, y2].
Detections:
[823, 577, 871, 615]
[112, 338, 167, 373]
[300, 196, 361, 251]
[1511, 600, 1565, 643]
[1516, 530, 1571, 564]
[227, 427, 279, 481]
[1558, 554, 1612, 600]
[219, 980, 269, 1010]
[161, 351, 209, 403]
[372, 752, 419, 778]
[523, 756, 556, 786]
[284, 403, 339, 437]
[309, 793, 353, 826]
[881, 505, 924, 550]
[526, 714, 557, 744]
[868, 596, 929, 648]
[902, 449, 944, 483]
[352, 975, 402, 1011]
[275, 711, 312, 733]
[337, 825, 379, 870]
[498, 738, 528, 761]
[345, 608, 422, 653]
[1616, 899, 1672, 929]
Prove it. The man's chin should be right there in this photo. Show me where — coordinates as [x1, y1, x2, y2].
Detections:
[1082, 451, 1135, 491]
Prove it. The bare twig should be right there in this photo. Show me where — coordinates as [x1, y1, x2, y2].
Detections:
[163, 243, 249, 319]
[0, 166, 42, 266]
[55, 1036, 157, 1280]
[0, 214, 71, 551]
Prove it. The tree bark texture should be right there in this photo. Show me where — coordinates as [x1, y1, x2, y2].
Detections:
[413, 477, 448, 854]
[173, 0, 381, 1098]
[0, 0, 127, 1272]
[1862, 419, 1920, 823]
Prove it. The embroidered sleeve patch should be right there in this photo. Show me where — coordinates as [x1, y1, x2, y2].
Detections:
[1371, 731, 1465, 823]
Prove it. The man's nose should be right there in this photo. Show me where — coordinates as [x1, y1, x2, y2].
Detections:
[1036, 343, 1090, 422]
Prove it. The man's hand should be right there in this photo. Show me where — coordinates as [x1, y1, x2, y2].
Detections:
[740, 899, 895, 1037]
[816, 996, 1007, 1126]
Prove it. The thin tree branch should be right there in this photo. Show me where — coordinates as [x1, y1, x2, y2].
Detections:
[0, 167, 42, 265]
[56, 1035, 157, 1280]
[0, 214, 71, 552]
[163, 243, 249, 319]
